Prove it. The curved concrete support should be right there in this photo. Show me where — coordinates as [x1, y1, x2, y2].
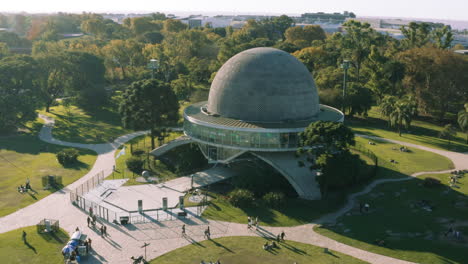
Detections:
[251, 151, 321, 200]
[150, 136, 193, 157]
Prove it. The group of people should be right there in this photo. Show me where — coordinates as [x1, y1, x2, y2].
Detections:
[247, 216, 259, 230]
[276, 231, 286, 242]
[17, 178, 32, 194]
[263, 241, 278, 250]
[87, 214, 98, 228]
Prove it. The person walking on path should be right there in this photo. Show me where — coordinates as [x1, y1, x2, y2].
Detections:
[281, 231, 285, 241]
[89, 207, 93, 217]
[87, 238, 92, 251]
[247, 216, 251, 229]
[100, 225, 104, 237]
[103, 225, 107, 237]
[255, 220, 259, 230]
[182, 224, 186, 237]
[87, 217, 91, 227]
[22, 230, 27, 243]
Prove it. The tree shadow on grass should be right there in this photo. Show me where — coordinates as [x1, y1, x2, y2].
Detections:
[209, 238, 235, 253]
[348, 116, 468, 152]
[63, 159, 90, 170]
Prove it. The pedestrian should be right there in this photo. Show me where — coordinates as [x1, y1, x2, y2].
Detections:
[87, 238, 92, 250]
[255, 216, 258, 225]
[87, 217, 91, 227]
[92, 214, 97, 225]
[182, 224, 186, 236]
[255, 220, 259, 230]
[281, 231, 285, 241]
[247, 216, 251, 229]
[276, 234, 280, 242]
[364, 203, 370, 212]
[84, 240, 89, 254]
[89, 207, 93, 216]
[100, 225, 104, 237]
[103, 225, 107, 237]
[22, 230, 27, 243]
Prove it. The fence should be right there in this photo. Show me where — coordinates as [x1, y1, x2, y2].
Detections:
[69, 171, 105, 202]
[351, 142, 379, 180]
[71, 192, 208, 225]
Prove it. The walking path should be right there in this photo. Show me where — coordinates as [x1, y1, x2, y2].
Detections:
[0, 118, 467, 264]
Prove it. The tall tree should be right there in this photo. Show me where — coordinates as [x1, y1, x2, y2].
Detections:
[0, 55, 40, 132]
[439, 124, 457, 146]
[457, 103, 468, 143]
[341, 20, 379, 82]
[400, 22, 432, 49]
[432, 25, 454, 50]
[35, 53, 73, 112]
[389, 97, 417, 136]
[119, 79, 179, 149]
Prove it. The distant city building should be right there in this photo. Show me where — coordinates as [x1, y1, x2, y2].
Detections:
[298, 11, 355, 24]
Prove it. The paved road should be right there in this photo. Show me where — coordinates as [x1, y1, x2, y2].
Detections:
[0, 118, 467, 264]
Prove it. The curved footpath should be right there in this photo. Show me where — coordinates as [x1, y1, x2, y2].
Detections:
[0, 118, 467, 264]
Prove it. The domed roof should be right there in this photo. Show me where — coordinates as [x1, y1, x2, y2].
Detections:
[207, 47, 320, 123]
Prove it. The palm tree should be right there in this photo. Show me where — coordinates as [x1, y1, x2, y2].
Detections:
[380, 96, 397, 127]
[439, 124, 457, 146]
[457, 103, 468, 143]
[389, 98, 417, 136]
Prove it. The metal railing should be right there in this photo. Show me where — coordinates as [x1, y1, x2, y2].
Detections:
[69, 171, 104, 202]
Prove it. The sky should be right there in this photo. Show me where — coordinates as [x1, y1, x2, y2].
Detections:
[1, 0, 467, 21]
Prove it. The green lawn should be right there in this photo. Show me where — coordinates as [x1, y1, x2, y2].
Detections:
[0, 123, 97, 216]
[150, 236, 368, 264]
[348, 107, 468, 152]
[314, 172, 468, 264]
[355, 137, 454, 177]
[201, 139, 453, 227]
[0, 226, 69, 264]
[39, 103, 131, 144]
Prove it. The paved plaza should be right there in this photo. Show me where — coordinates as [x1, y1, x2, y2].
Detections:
[0, 115, 467, 264]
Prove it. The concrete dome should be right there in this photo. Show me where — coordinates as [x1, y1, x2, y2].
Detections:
[207, 47, 320, 122]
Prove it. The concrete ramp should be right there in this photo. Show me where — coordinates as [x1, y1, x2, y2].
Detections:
[150, 136, 192, 157]
[161, 166, 235, 192]
[252, 152, 321, 200]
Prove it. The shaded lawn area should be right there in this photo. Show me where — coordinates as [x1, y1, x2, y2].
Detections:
[0, 226, 69, 264]
[0, 133, 97, 217]
[348, 107, 468, 152]
[112, 133, 183, 186]
[314, 173, 468, 264]
[39, 104, 131, 144]
[201, 139, 453, 227]
[150, 236, 368, 264]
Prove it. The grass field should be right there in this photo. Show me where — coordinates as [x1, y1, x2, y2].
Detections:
[348, 107, 468, 152]
[315, 172, 468, 264]
[39, 103, 131, 144]
[0, 226, 69, 264]
[150, 236, 368, 264]
[0, 119, 97, 217]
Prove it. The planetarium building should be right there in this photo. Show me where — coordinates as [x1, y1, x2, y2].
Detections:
[183, 47, 344, 199]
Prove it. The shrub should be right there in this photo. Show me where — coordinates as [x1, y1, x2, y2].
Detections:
[126, 156, 144, 174]
[56, 148, 79, 165]
[227, 189, 255, 208]
[262, 192, 286, 209]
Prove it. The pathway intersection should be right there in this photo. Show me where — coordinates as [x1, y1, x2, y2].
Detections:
[0, 116, 466, 263]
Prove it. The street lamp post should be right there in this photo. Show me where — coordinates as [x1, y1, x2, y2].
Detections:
[148, 59, 159, 79]
[341, 60, 351, 114]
